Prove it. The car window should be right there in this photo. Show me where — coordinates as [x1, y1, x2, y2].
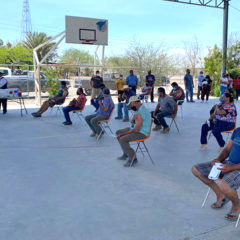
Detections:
[0, 70, 9, 76]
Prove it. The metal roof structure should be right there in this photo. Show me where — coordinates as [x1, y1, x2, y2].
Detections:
[163, 0, 228, 9]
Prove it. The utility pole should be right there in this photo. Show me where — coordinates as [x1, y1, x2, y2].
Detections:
[21, 0, 32, 41]
[162, 0, 230, 74]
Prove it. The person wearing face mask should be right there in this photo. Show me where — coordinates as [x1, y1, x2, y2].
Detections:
[145, 70, 155, 102]
[90, 70, 103, 100]
[85, 88, 114, 139]
[184, 69, 195, 102]
[62, 88, 87, 125]
[197, 71, 205, 100]
[200, 93, 237, 151]
[90, 83, 105, 111]
[116, 96, 151, 167]
[137, 82, 152, 100]
[201, 75, 212, 102]
[32, 81, 68, 118]
[115, 74, 125, 102]
[126, 70, 138, 93]
[219, 73, 229, 96]
[152, 87, 178, 133]
[169, 82, 185, 103]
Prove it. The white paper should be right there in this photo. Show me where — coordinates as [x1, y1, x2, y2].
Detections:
[208, 162, 223, 180]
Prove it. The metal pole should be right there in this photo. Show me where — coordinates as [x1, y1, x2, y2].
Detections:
[222, 0, 229, 74]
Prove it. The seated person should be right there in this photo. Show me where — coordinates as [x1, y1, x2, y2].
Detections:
[169, 82, 185, 103]
[116, 96, 152, 167]
[32, 81, 68, 117]
[62, 88, 87, 125]
[85, 88, 114, 139]
[152, 87, 178, 133]
[137, 83, 152, 100]
[192, 128, 240, 221]
[200, 93, 237, 151]
[90, 83, 105, 111]
[115, 85, 135, 122]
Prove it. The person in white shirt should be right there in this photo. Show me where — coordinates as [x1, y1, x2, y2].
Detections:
[197, 71, 205, 100]
[0, 72, 8, 114]
[137, 82, 152, 100]
[220, 73, 229, 96]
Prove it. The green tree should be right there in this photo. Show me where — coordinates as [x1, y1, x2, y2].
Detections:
[23, 32, 57, 63]
[0, 43, 32, 66]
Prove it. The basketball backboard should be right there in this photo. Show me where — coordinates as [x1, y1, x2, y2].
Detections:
[65, 16, 108, 46]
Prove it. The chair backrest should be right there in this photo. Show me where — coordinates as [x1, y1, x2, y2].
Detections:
[223, 120, 237, 133]
[132, 119, 154, 142]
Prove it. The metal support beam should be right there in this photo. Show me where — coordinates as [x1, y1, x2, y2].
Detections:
[222, 0, 229, 74]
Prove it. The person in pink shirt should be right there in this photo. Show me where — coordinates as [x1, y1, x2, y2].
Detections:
[62, 88, 87, 125]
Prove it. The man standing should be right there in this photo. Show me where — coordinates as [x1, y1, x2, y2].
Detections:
[116, 96, 152, 167]
[0, 72, 8, 114]
[126, 70, 138, 93]
[115, 74, 125, 102]
[184, 69, 194, 102]
[146, 70, 155, 102]
[197, 71, 205, 100]
[152, 87, 178, 134]
[115, 85, 135, 122]
[233, 76, 240, 100]
[85, 88, 114, 139]
[90, 70, 103, 100]
[192, 128, 240, 221]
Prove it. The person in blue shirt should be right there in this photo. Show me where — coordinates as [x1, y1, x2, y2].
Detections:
[184, 69, 195, 102]
[192, 128, 240, 221]
[115, 85, 135, 122]
[146, 70, 155, 102]
[197, 71, 205, 100]
[126, 69, 138, 93]
[116, 96, 152, 167]
[90, 83, 105, 111]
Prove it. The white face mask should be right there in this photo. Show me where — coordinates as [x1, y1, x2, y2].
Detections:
[97, 73, 100, 77]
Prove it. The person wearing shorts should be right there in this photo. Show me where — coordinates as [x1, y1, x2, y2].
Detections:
[192, 128, 240, 221]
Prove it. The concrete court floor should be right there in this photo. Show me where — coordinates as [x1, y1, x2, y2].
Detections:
[0, 98, 240, 240]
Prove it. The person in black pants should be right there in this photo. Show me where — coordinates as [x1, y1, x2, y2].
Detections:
[145, 70, 155, 102]
[0, 72, 8, 114]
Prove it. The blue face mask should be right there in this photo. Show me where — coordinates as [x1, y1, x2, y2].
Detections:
[173, 88, 176, 91]
[60, 85, 63, 89]
[220, 98, 226, 104]
[157, 93, 160, 97]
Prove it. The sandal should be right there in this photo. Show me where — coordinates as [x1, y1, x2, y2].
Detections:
[211, 197, 230, 209]
[225, 212, 240, 222]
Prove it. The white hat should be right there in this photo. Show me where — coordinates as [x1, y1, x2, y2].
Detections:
[128, 96, 140, 105]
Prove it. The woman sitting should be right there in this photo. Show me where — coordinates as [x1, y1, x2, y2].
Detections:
[62, 88, 87, 125]
[201, 75, 212, 102]
[200, 93, 237, 151]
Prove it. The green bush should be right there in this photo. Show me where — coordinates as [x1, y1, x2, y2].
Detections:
[229, 68, 240, 79]
[214, 87, 220, 97]
[44, 69, 60, 97]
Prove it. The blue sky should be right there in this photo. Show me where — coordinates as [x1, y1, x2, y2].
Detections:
[1, 0, 240, 57]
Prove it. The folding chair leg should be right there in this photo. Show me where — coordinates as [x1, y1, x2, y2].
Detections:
[208, 132, 212, 141]
[130, 145, 139, 167]
[202, 187, 211, 207]
[174, 119, 180, 133]
[235, 214, 240, 228]
[143, 142, 154, 165]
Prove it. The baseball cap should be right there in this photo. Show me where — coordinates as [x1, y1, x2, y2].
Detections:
[129, 69, 133, 73]
[103, 88, 110, 95]
[128, 96, 140, 105]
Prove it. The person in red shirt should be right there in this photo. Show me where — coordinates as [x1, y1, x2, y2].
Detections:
[233, 76, 240, 101]
[62, 88, 87, 125]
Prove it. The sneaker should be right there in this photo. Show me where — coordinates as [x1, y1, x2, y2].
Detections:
[200, 144, 207, 151]
[117, 153, 128, 160]
[32, 113, 41, 117]
[190, 100, 195, 103]
[63, 121, 72, 125]
[115, 117, 122, 120]
[122, 119, 129, 122]
[90, 132, 96, 137]
[153, 125, 162, 131]
[124, 158, 138, 167]
[161, 127, 170, 134]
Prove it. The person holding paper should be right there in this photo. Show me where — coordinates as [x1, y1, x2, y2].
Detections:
[200, 93, 237, 151]
[192, 127, 240, 221]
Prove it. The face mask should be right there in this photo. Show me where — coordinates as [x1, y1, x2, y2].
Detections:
[97, 73, 100, 77]
[220, 98, 226, 104]
[173, 88, 176, 91]
[131, 106, 137, 111]
[157, 93, 160, 97]
[60, 85, 63, 89]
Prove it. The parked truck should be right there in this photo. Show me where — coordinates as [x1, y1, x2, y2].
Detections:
[0, 67, 70, 92]
[74, 72, 120, 95]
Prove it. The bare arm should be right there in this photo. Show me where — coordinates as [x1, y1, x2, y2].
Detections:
[98, 100, 108, 112]
[153, 103, 160, 116]
[53, 91, 68, 101]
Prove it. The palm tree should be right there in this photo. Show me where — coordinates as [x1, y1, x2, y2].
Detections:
[23, 32, 57, 63]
